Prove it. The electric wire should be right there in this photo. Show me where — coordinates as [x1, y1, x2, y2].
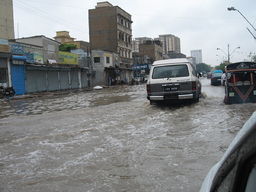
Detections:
[13, 0, 89, 38]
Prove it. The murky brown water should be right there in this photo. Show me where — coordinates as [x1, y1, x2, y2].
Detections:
[0, 79, 255, 192]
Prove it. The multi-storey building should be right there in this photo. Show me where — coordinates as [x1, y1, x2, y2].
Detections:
[89, 1, 133, 82]
[0, 0, 14, 40]
[132, 37, 152, 52]
[139, 40, 163, 61]
[158, 34, 181, 55]
[0, 0, 14, 88]
[191, 49, 203, 64]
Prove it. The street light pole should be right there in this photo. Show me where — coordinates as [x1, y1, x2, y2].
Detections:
[247, 28, 256, 40]
[227, 7, 256, 32]
[227, 44, 230, 63]
[217, 44, 240, 63]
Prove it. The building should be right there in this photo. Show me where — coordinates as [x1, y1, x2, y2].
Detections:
[158, 34, 181, 55]
[68, 41, 91, 53]
[0, 39, 11, 88]
[191, 49, 203, 64]
[167, 51, 186, 59]
[132, 52, 152, 80]
[54, 31, 91, 54]
[132, 37, 152, 52]
[0, 0, 14, 89]
[54, 31, 75, 44]
[139, 40, 163, 61]
[89, 1, 133, 83]
[15, 35, 61, 64]
[8, 36, 92, 95]
[91, 50, 120, 86]
[0, 0, 15, 40]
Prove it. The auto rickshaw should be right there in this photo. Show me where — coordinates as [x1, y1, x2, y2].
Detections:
[224, 62, 256, 104]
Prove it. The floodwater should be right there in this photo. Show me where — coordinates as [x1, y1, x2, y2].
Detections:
[0, 78, 255, 192]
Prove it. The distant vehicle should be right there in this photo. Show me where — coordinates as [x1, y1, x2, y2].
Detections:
[146, 58, 201, 104]
[224, 62, 256, 104]
[207, 72, 212, 79]
[200, 111, 256, 192]
[211, 70, 223, 86]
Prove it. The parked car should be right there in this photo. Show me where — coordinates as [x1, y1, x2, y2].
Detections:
[146, 58, 201, 104]
[200, 111, 256, 192]
[211, 70, 223, 85]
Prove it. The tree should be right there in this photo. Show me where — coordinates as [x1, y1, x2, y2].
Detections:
[251, 55, 256, 62]
[196, 63, 212, 73]
[248, 52, 256, 62]
[59, 44, 77, 52]
[215, 61, 229, 72]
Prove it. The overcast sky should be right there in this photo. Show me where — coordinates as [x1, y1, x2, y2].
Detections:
[13, 0, 256, 66]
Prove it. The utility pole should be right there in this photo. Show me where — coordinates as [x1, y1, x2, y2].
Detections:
[227, 44, 230, 63]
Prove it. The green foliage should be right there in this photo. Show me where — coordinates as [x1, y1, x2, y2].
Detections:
[215, 61, 229, 71]
[248, 52, 256, 62]
[196, 63, 212, 73]
[215, 63, 226, 71]
[59, 44, 77, 52]
[251, 55, 256, 62]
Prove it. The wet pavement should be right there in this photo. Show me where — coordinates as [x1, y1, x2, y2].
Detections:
[0, 78, 255, 192]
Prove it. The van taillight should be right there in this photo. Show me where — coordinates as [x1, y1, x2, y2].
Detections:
[192, 81, 197, 90]
[146, 84, 151, 94]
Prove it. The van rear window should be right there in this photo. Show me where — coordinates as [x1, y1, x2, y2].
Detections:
[152, 64, 189, 79]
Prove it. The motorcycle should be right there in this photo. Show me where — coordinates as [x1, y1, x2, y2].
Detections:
[0, 86, 15, 98]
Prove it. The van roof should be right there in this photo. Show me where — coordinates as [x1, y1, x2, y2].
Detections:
[152, 58, 191, 66]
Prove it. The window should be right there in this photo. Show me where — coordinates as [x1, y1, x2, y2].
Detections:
[94, 57, 100, 63]
[213, 72, 223, 77]
[152, 65, 189, 79]
[191, 64, 197, 76]
[106, 57, 110, 64]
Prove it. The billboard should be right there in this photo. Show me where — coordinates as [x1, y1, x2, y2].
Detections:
[58, 51, 78, 65]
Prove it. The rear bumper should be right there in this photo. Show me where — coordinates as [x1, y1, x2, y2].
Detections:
[148, 93, 195, 101]
[178, 94, 193, 99]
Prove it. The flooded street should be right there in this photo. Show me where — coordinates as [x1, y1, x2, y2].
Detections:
[0, 78, 255, 192]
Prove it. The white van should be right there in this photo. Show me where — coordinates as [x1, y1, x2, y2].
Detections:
[146, 58, 201, 104]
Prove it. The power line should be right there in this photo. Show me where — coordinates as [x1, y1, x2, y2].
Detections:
[13, 0, 89, 37]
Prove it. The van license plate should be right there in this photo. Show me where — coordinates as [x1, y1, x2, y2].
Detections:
[164, 86, 179, 91]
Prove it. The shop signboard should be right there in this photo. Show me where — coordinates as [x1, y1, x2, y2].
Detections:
[33, 53, 44, 64]
[58, 51, 78, 65]
[0, 39, 10, 53]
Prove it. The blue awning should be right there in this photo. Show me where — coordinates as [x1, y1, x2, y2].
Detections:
[12, 55, 27, 61]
